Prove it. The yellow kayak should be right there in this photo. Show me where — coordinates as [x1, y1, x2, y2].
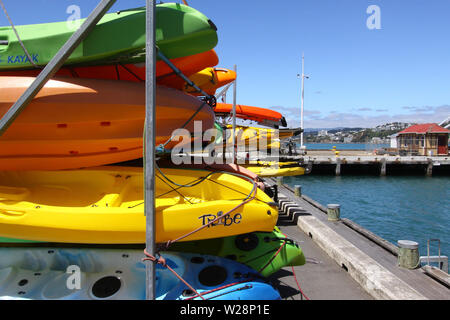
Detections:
[184, 67, 236, 96]
[224, 125, 281, 149]
[242, 161, 306, 177]
[223, 125, 301, 151]
[0, 167, 278, 244]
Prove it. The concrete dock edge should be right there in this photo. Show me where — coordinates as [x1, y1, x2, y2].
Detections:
[296, 214, 428, 300]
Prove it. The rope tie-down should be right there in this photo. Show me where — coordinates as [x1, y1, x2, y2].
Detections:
[0, 0, 41, 69]
[154, 48, 217, 154]
[143, 249, 207, 300]
[142, 46, 258, 299]
[142, 168, 263, 300]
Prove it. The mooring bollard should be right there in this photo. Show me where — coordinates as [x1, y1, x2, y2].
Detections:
[277, 176, 283, 187]
[327, 204, 340, 221]
[397, 240, 420, 269]
[294, 185, 302, 197]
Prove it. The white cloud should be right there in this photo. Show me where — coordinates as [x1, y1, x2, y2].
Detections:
[283, 105, 450, 128]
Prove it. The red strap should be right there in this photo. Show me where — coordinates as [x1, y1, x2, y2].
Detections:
[143, 177, 259, 300]
[143, 249, 206, 300]
[183, 279, 254, 300]
[278, 231, 311, 300]
[169, 180, 258, 244]
[257, 238, 287, 274]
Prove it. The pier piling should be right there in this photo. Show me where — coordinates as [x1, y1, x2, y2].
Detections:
[335, 157, 341, 176]
[380, 157, 387, 176]
[426, 159, 433, 177]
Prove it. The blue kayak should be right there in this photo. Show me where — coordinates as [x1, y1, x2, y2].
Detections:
[0, 247, 281, 300]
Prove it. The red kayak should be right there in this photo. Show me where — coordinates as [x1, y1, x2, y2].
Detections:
[214, 103, 287, 127]
[0, 76, 215, 170]
[0, 49, 219, 83]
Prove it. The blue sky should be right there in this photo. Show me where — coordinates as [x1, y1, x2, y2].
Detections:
[1, 0, 449, 128]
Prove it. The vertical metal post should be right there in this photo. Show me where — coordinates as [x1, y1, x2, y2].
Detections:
[0, 0, 117, 136]
[300, 53, 305, 149]
[145, 0, 156, 300]
[231, 64, 237, 163]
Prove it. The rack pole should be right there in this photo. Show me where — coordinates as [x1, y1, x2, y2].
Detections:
[0, 0, 117, 136]
[145, 0, 157, 300]
[231, 64, 237, 163]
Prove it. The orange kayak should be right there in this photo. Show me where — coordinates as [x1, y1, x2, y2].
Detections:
[0, 76, 215, 170]
[183, 67, 236, 96]
[214, 103, 287, 127]
[0, 50, 219, 83]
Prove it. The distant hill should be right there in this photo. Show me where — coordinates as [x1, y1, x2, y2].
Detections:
[304, 127, 365, 133]
[302, 122, 414, 143]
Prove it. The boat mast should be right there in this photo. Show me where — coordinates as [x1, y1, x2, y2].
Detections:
[300, 53, 309, 150]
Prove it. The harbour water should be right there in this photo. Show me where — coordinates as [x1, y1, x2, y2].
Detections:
[304, 143, 390, 150]
[284, 174, 450, 270]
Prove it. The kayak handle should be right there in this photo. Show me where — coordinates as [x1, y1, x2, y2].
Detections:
[0, 208, 26, 217]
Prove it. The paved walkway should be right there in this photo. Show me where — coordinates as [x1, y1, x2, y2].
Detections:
[270, 223, 373, 300]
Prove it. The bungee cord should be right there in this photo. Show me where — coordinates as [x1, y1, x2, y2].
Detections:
[0, 0, 41, 69]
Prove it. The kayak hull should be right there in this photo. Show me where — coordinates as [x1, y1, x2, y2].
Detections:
[0, 77, 215, 170]
[241, 161, 306, 177]
[0, 49, 219, 82]
[0, 4, 218, 70]
[0, 248, 281, 300]
[0, 167, 278, 244]
[169, 227, 306, 277]
[214, 103, 286, 128]
[182, 67, 237, 96]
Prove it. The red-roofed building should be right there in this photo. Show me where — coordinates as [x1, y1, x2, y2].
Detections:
[397, 123, 449, 155]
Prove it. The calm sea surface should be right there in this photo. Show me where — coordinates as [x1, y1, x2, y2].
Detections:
[283, 174, 450, 269]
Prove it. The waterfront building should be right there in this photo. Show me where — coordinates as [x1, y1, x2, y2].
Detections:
[396, 123, 449, 156]
[389, 133, 398, 148]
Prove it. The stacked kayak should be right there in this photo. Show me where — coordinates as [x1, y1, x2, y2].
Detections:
[169, 227, 306, 277]
[0, 248, 280, 300]
[0, 77, 215, 170]
[225, 124, 283, 150]
[0, 49, 220, 83]
[157, 159, 267, 190]
[242, 161, 306, 177]
[183, 67, 237, 96]
[214, 103, 287, 128]
[0, 4, 218, 70]
[0, 166, 278, 244]
[0, 1, 307, 300]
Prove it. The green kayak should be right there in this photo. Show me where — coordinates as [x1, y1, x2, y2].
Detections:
[0, 228, 306, 277]
[168, 227, 306, 277]
[0, 237, 37, 244]
[0, 3, 218, 70]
